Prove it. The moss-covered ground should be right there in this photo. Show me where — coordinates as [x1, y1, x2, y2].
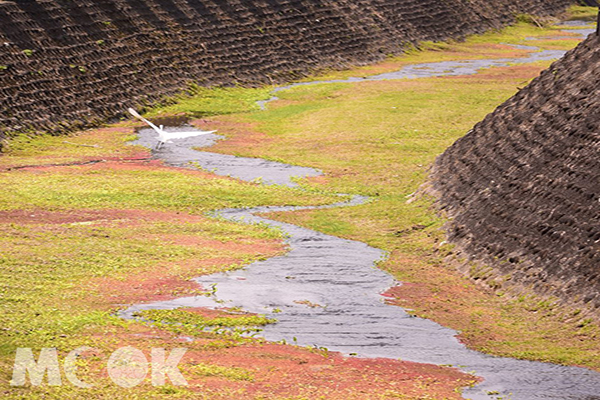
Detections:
[174, 7, 600, 369]
[0, 5, 598, 399]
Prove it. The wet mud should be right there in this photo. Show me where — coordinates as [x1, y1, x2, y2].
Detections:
[124, 26, 600, 400]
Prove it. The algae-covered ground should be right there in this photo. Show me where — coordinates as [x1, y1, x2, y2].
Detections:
[0, 5, 598, 399]
[1, 121, 472, 399]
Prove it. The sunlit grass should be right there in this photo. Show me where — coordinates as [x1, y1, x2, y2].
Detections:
[0, 166, 334, 212]
[149, 86, 275, 118]
[567, 5, 600, 21]
[0, 80, 335, 399]
[193, 7, 600, 370]
[1, 6, 598, 398]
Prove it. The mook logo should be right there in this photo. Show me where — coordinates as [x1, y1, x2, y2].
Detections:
[11, 347, 188, 388]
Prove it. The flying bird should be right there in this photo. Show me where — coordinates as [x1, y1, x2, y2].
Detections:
[127, 108, 216, 149]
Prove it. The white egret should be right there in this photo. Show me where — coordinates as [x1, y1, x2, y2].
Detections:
[127, 108, 216, 149]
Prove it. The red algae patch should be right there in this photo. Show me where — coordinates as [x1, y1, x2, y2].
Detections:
[76, 322, 474, 399]
[150, 234, 285, 255]
[181, 342, 475, 399]
[192, 117, 274, 156]
[444, 64, 549, 82]
[0, 209, 132, 225]
[0, 206, 286, 309]
[98, 324, 475, 399]
[382, 252, 510, 349]
[0, 125, 144, 169]
[7, 158, 224, 180]
[0, 208, 203, 226]
[91, 259, 228, 306]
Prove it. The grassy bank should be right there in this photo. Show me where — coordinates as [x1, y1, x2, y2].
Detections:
[164, 7, 600, 370]
[1, 5, 598, 398]
[0, 72, 470, 400]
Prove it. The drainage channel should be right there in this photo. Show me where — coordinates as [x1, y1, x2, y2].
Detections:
[124, 22, 600, 400]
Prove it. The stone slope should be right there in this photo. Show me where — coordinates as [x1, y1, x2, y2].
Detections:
[431, 31, 600, 316]
[0, 0, 573, 145]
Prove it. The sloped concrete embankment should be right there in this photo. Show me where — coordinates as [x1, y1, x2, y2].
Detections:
[430, 31, 600, 318]
[0, 0, 574, 145]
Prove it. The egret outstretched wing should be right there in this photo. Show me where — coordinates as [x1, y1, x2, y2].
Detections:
[127, 108, 162, 133]
[165, 130, 217, 140]
[127, 107, 217, 149]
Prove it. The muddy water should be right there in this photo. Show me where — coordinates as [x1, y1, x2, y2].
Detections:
[125, 25, 600, 400]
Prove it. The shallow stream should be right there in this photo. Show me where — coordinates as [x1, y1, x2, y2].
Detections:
[126, 24, 600, 399]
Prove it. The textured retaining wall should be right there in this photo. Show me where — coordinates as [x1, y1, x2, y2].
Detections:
[0, 0, 574, 145]
[431, 31, 600, 316]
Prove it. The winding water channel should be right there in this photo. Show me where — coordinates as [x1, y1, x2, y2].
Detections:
[124, 24, 600, 400]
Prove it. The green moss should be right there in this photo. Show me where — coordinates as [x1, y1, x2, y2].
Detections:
[189, 363, 254, 382]
[135, 308, 275, 329]
[567, 5, 599, 21]
[1, 6, 599, 398]
[174, 6, 600, 370]
[149, 86, 275, 118]
[0, 167, 335, 213]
